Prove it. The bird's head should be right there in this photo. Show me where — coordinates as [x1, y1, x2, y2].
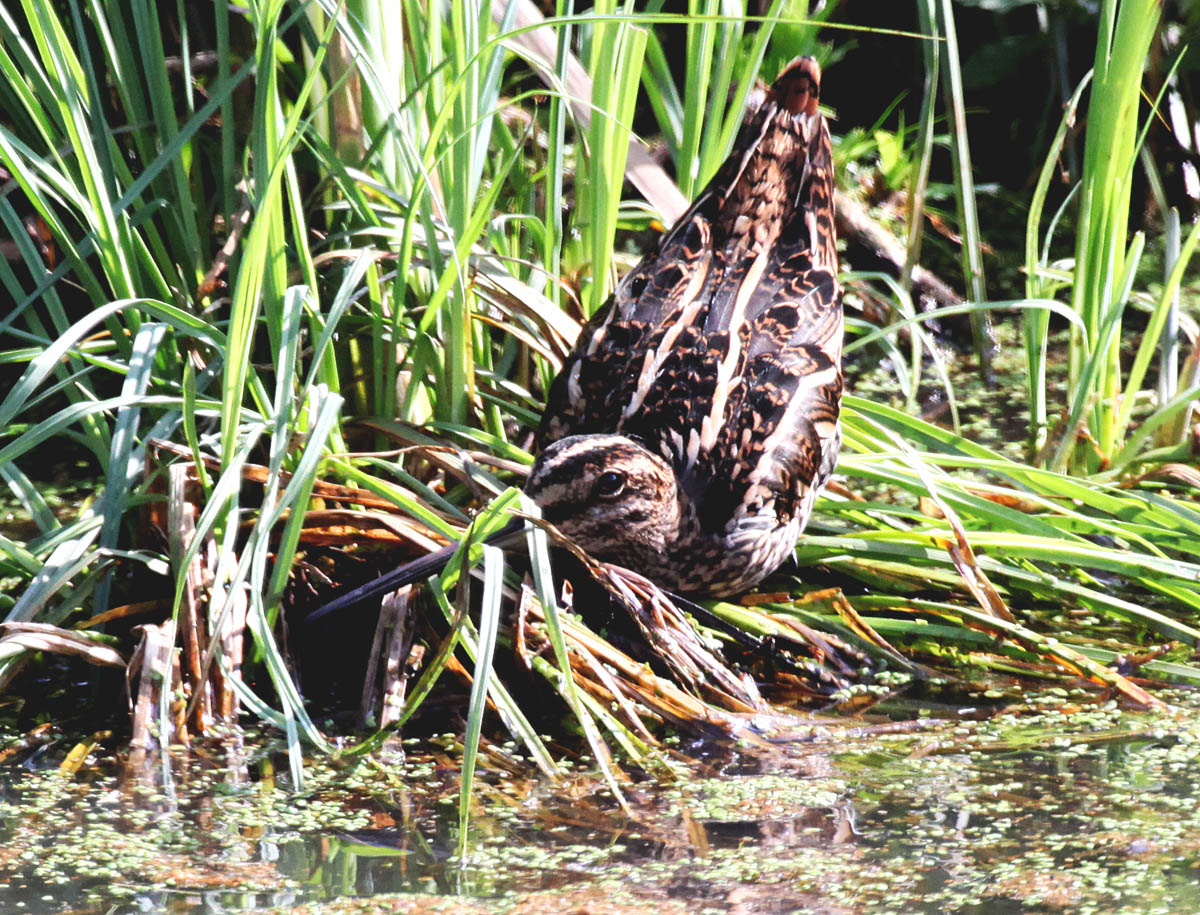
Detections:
[524, 433, 682, 568]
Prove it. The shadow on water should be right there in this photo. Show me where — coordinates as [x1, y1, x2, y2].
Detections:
[2, 684, 1199, 914]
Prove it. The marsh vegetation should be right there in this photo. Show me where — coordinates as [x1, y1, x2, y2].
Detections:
[0, 0, 1198, 909]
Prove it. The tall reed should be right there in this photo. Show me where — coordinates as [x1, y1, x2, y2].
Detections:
[1060, 0, 1160, 473]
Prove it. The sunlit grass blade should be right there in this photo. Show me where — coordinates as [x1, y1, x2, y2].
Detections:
[1066, 0, 1161, 470]
[935, 0, 991, 373]
[1023, 71, 1091, 458]
[521, 494, 625, 793]
[457, 542, 503, 860]
[580, 2, 647, 314]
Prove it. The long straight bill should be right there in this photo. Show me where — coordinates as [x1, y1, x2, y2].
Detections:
[304, 519, 525, 624]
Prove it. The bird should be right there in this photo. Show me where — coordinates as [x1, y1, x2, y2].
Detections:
[524, 55, 843, 598]
[307, 57, 841, 625]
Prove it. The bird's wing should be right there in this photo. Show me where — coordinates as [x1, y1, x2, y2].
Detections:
[540, 57, 842, 525]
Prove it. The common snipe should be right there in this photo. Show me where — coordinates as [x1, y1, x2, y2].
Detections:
[525, 56, 842, 596]
[309, 57, 841, 624]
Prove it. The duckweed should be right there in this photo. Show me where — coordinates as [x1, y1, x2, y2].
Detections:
[0, 688, 1198, 912]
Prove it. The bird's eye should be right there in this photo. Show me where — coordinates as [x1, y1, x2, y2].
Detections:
[593, 470, 626, 498]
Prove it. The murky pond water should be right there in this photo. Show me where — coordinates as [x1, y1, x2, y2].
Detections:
[2, 686, 1198, 914]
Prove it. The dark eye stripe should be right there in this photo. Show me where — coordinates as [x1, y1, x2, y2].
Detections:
[533, 451, 602, 486]
[532, 440, 652, 487]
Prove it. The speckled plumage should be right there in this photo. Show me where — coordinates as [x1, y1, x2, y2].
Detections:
[525, 57, 842, 596]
